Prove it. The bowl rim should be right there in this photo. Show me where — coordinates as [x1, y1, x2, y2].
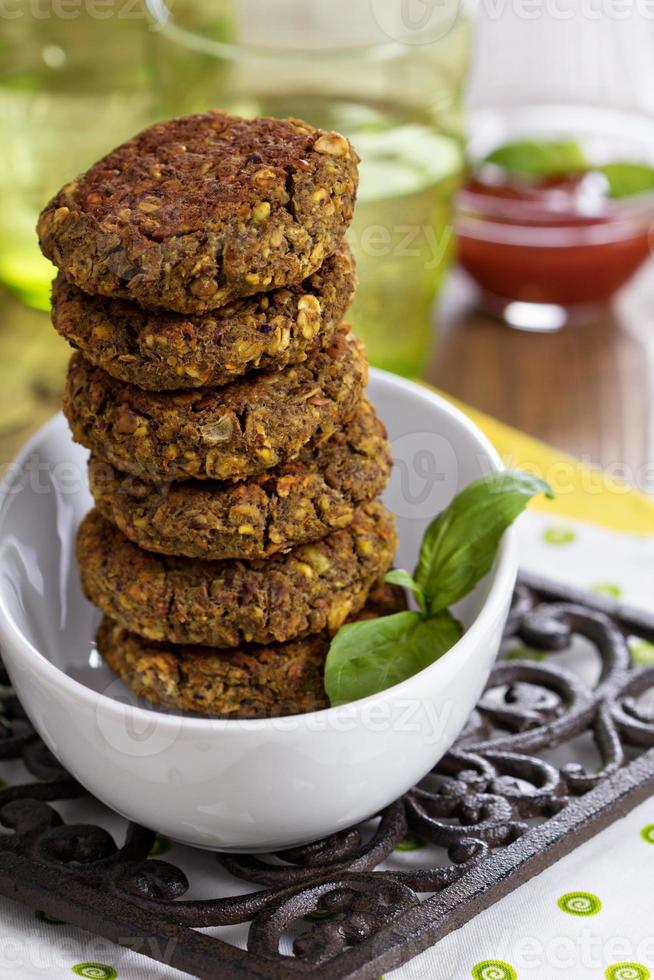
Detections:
[0, 369, 518, 731]
[454, 191, 654, 249]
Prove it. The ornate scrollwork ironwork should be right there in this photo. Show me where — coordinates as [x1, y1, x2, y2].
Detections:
[0, 574, 653, 979]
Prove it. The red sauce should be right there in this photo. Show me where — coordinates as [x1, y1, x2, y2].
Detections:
[457, 172, 652, 307]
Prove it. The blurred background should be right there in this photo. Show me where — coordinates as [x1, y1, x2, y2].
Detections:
[1, 0, 653, 493]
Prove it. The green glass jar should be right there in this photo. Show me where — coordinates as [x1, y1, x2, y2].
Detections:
[146, 0, 472, 376]
[0, 2, 155, 310]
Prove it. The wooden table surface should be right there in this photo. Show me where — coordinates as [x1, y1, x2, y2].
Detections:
[427, 269, 654, 491]
[1, 268, 653, 493]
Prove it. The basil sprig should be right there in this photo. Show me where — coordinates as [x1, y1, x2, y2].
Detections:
[483, 139, 587, 177]
[324, 470, 552, 707]
[597, 162, 654, 199]
[482, 138, 654, 199]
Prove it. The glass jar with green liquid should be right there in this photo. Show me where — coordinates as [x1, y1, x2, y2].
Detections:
[0, 2, 155, 310]
[146, 0, 472, 377]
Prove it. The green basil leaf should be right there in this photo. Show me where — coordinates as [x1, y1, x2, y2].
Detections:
[415, 469, 552, 614]
[324, 610, 463, 706]
[597, 162, 654, 199]
[483, 139, 587, 177]
[383, 568, 427, 613]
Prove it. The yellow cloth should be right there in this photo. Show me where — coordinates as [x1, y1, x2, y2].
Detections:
[442, 395, 654, 536]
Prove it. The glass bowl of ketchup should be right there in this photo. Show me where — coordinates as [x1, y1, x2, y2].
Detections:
[455, 105, 654, 331]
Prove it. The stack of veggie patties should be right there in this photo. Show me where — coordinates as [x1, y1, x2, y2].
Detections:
[38, 110, 400, 717]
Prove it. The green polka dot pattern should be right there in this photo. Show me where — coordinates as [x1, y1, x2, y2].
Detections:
[471, 961, 518, 980]
[604, 964, 651, 980]
[557, 891, 602, 916]
[148, 833, 172, 857]
[640, 824, 654, 845]
[630, 641, 654, 666]
[591, 582, 622, 598]
[71, 965, 117, 980]
[504, 645, 547, 662]
[542, 527, 576, 546]
[395, 833, 425, 852]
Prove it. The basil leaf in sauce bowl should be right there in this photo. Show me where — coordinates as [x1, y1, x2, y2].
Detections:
[483, 139, 587, 177]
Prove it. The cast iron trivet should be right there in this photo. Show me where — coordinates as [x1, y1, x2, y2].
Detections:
[0, 572, 653, 979]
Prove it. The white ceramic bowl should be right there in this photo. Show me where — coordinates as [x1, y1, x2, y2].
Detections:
[0, 370, 517, 851]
